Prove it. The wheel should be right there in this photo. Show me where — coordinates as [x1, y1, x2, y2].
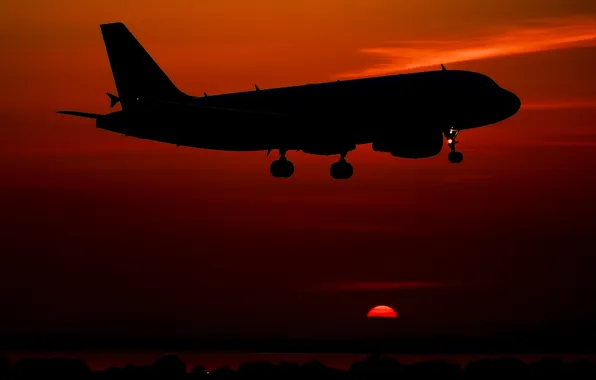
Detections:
[448, 151, 463, 164]
[270, 159, 294, 178]
[281, 160, 294, 177]
[330, 161, 353, 179]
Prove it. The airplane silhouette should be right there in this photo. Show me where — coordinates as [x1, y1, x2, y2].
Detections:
[59, 22, 521, 179]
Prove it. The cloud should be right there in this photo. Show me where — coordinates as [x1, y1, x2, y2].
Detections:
[522, 99, 596, 109]
[538, 141, 596, 148]
[311, 281, 446, 292]
[336, 16, 596, 78]
[444, 173, 495, 183]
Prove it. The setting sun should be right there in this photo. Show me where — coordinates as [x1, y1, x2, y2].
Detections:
[367, 305, 398, 319]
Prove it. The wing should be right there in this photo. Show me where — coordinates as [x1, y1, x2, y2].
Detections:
[137, 98, 292, 127]
[150, 99, 287, 117]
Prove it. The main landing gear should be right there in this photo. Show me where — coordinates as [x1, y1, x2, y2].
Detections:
[270, 149, 294, 178]
[445, 128, 463, 164]
[330, 152, 353, 180]
[269, 149, 354, 179]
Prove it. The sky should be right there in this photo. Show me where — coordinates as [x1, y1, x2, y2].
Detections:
[1, 0, 596, 348]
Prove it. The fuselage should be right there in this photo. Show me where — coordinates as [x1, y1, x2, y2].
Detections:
[99, 69, 521, 154]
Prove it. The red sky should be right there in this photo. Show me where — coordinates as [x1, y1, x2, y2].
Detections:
[1, 0, 596, 345]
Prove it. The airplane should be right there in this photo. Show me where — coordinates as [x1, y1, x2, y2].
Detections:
[58, 22, 521, 179]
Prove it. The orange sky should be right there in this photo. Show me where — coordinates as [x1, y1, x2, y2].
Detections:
[1, 0, 595, 156]
[1, 1, 596, 343]
[2, 0, 596, 106]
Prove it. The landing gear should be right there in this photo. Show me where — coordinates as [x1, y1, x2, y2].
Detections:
[270, 149, 294, 178]
[330, 152, 353, 179]
[448, 151, 463, 164]
[445, 128, 463, 164]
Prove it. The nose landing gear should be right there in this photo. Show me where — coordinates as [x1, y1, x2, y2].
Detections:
[446, 128, 463, 164]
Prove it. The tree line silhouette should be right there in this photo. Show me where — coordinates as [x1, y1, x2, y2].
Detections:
[3, 354, 596, 379]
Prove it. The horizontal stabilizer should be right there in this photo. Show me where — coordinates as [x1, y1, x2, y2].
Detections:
[107, 92, 120, 108]
[57, 110, 103, 119]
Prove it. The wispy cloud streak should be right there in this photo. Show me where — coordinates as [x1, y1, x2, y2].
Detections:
[522, 99, 596, 109]
[312, 281, 446, 292]
[337, 16, 596, 78]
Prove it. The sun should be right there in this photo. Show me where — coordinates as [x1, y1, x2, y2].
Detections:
[367, 305, 398, 318]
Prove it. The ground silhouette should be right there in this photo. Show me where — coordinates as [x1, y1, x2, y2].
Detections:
[4, 354, 596, 379]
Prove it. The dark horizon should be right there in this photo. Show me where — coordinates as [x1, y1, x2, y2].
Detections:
[4, 352, 596, 379]
[4, 332, 596, 354]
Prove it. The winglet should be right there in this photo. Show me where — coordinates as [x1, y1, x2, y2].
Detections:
[107, 92, 120, 108]
[254, 84, 260, 91]
[204, 92, 208, 97]
[441, 64, 447, 71]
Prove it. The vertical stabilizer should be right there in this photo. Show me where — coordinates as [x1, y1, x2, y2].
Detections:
[100, 22, 191, 109]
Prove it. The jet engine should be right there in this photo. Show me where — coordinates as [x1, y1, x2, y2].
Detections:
[372, 129, 443, 158]
[301, 143, 356, 156]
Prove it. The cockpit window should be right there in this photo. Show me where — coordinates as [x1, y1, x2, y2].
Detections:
[481, 75, 498, 87]
[443, 72, 499, 91]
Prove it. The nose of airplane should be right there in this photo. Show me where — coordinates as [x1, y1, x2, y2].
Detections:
[508, 90, 521, 115]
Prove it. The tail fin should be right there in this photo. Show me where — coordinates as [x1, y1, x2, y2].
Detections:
[100, 22, 191, 109]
